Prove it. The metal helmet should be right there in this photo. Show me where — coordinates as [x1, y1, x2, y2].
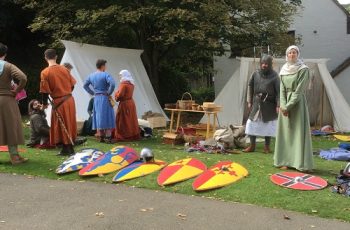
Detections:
[140, 148, 154, 162]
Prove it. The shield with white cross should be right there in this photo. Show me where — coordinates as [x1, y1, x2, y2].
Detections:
[270, 172, 327, 190]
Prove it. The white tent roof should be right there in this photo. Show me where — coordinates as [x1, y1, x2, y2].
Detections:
[202, 57, 350, 132]
[59, 40, 167, 121]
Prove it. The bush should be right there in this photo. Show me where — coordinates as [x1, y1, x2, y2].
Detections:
[190, 87, 215, 105]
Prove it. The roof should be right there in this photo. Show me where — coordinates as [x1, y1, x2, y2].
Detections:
[331, 56, 350, 77]
[332, 0, 350, 17]
[328, 0, 350, 78]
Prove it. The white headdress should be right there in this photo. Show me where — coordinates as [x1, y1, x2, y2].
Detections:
[119, 69, 135, 85]
[279, 45, 308, 76]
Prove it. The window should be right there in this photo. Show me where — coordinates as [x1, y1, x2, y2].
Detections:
[287, 30, 296, 42]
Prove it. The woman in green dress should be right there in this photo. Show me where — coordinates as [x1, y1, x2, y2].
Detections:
[274, 45, 313, 171]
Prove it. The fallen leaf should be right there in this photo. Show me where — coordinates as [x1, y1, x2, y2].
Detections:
[78, 180, 85, 183]
[0, 221, 6, 223]
[118, 199, 125, 202]
[177, 213, 187, 218]
[310, 225, 316, 228]
[95, 212, 104, 217]
[311, 210, 318, 213]
[140, 209, 147, 212]
[283, 214, 290, 220]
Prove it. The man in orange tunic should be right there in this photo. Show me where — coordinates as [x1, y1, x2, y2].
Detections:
[114, 70, 140, 141]
[40, 49, 77, 155]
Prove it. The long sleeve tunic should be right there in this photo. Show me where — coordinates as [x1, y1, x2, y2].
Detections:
[274, 67, 313, 171]
[0, 61, 27, 145]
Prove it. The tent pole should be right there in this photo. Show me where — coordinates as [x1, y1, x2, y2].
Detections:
[320, 84, 325, 129]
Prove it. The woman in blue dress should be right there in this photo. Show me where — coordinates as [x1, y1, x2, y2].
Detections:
[84, 59, 116, 143]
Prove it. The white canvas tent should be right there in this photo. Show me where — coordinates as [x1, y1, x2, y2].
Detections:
[51, 40, 167, 122]
[201, 57, 350, 132]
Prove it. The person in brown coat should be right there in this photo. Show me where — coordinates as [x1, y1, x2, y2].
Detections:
[27, 99, 50, 147]
[0, 43, 28, 165]
[114, 70, 140, 141]
[40, 49, 77, 155]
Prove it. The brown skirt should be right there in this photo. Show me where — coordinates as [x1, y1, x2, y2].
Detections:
[0, 95, 24, 145]
[115, 100, 140, 141]
[50, 96, 77, 145]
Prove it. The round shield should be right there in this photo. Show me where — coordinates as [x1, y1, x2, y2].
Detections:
[270, 172, 327, 190]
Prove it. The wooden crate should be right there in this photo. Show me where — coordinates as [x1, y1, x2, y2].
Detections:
[147, 116, 167, 128]
[76, 120, 85, 135]
[162, 132, 184, 145]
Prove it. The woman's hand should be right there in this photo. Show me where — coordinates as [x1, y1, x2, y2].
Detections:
[280, 107, 289, 117]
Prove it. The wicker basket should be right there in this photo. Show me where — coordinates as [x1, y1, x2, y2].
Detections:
[163, 132, 184, 145]
[192, 103, 199, 110]
[203, 106, 222, 112]
[164, 103, 177, 109]
[177, 92, 194, 110]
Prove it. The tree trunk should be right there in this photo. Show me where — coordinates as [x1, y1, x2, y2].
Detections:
[141, 45, 160, 98]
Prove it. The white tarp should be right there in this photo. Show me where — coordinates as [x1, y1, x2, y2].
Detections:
[202, 57, 350, 132]
[56, 40, 167, 121]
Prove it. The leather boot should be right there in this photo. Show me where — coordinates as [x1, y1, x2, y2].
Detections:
[10, 154, 28, 165]
[263, 145, 271, 153]
[104, 136, 117, 144]
[99, 136, 105, 143]
[66, 144, 75, 155]
[243, 144, 255, 152]
[57, 145, 70, 156]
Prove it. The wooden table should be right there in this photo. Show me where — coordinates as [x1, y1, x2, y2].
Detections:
[164, 108, 219, 139]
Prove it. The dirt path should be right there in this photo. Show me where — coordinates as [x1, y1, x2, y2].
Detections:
[0, 173, 349, 230]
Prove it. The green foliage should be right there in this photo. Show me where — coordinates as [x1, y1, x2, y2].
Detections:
[158, 65, 190, 105]
[15, 0, 300, 101]
[191, 87, 215, 105]
[228, 0, 299, 57]
[345, 4, 350, 13]
[1, 0, 47, 113]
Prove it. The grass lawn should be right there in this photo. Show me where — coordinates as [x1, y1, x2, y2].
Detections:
[1, 124, 350, 222]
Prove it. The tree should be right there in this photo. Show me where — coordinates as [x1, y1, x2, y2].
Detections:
[16, 0, 299, 102]
[1, 0, 46, 113]
[227, 0, 301, 57]
[345, 4, 350, 13]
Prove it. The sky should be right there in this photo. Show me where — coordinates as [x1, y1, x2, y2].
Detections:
[338, 0, 350, 4]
